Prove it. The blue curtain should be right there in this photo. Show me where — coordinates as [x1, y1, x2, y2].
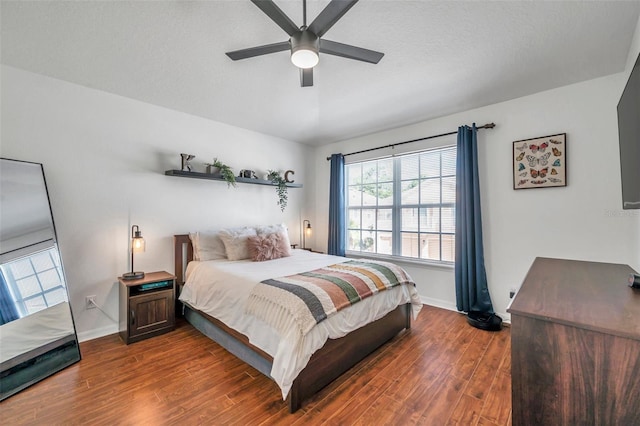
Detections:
[1, 271, 20, 325]
[328, 154, 346, 256]
[455, 124, 494, 314]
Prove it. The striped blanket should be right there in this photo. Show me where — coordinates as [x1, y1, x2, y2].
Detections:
[245, 260, 415, 337]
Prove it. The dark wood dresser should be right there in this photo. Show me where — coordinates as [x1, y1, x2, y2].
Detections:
[508, 257, 640, 425]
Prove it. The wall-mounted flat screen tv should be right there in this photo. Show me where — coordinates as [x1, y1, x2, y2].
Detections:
[617, 51, 640, 209]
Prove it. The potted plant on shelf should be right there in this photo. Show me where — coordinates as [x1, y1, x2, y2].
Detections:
[267, 170, 288, 212]
[205, 158, 236, 188]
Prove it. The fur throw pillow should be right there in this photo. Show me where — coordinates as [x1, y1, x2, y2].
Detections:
[247, 232, 291, 262]
[255, 223, 292, 256]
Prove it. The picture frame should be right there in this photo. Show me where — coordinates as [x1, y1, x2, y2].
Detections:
[513, 133, 566, 189]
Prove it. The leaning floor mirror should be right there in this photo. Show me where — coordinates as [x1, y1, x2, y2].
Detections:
[0, 158, 81, 400]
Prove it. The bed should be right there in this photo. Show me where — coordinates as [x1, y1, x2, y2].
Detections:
[174, 232, 422, 412]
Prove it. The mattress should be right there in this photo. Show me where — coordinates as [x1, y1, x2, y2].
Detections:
[179, 249, 422, 399]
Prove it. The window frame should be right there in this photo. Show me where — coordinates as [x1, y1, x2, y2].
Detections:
[345, 145, 457, 265]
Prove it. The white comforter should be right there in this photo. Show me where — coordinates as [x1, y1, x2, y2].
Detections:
[179, 250, 422, 399]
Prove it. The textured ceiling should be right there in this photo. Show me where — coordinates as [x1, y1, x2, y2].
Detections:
[2, 1, 639, 145]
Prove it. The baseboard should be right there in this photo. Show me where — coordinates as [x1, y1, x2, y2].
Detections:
[420, 296, 511, 325]
[76, 324, 118, 343]
[420, 296, 457, 312]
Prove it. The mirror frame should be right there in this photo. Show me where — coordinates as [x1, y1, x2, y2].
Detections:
[0, 158, 81, 401]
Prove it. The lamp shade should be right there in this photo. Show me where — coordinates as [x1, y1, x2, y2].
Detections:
[132, 229, 145, 253]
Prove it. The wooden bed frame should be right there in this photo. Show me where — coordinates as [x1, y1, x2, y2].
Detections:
[174, 234, 412, 413]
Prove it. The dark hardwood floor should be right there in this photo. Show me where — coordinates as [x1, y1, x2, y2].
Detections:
[1, 305, 511, 425]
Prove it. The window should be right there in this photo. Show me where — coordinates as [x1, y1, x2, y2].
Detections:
[346, 146, 456, 263]
[0, 247, 67, 318]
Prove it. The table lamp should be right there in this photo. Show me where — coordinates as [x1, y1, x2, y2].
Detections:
[302, 220, 312, 249]
[122, 225, 145, 280]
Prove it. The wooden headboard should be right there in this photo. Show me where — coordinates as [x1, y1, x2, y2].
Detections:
[173, 234, 193, 286]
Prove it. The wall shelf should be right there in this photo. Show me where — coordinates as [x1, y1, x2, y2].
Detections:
[164, 170, 303, 188]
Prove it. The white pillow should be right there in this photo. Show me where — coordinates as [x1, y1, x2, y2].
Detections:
[190, 231, 227, 261]
[189, 233, 201, 261]
[255, 223, 292, 255]
[219, 227, 258, 261]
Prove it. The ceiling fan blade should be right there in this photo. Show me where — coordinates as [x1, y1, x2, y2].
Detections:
[226, 41, 290, 61]
[308, 0, 359, 38]
[251, 0, 299, 36]
[320, 39, 384, 64]
[300, 68, 313, 87]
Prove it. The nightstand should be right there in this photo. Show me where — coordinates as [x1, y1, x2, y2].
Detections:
[119, 271, 176, 344]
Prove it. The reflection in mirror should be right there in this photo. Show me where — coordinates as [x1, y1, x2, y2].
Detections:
[0, 158, 81, 401]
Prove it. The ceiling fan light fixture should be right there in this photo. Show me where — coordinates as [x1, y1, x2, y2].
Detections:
[291, 49, 319, 69]
[290, 30, 319, 69]
[225, 0, 385, 86]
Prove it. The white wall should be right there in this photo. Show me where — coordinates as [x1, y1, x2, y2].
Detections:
[313, 72, 640, 321]
[1, 65, 312, 341]
[3, 13, 639, 337]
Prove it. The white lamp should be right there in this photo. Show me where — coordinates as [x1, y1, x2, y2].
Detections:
[291, 31, 319, 69]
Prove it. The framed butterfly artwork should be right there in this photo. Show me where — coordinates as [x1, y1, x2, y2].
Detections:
[513, 133, 566, 189]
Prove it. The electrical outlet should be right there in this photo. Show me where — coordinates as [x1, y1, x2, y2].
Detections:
[86, 295, 97, 309]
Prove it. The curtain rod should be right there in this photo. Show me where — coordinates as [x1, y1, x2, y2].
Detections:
[326, 122, 495, 161]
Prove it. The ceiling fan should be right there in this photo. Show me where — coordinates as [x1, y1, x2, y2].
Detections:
[226, 0, 384, 87]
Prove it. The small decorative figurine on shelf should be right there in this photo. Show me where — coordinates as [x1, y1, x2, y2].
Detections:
[239, 169, 257, 179]
[284, 170, 295, 183]
[180, 153, 195, 172]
